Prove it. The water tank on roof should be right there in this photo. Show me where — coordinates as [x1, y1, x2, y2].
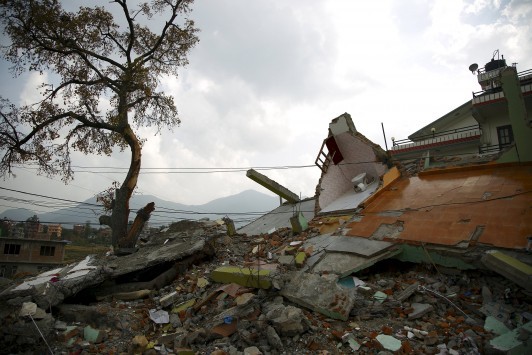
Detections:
[485, 57, 506, 72]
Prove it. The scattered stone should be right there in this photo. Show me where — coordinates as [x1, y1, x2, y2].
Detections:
[342, 333, 361, 351]
[197, 277, 209, 288]
[235, 293, 255, 306]
[295, 252, 307, 267]
[408, 303, 434, 319]
[266, 304, 308, 337]
[243, 346, 263, 355]
[83, 325, 104, 343]
[266, 326, 283, 349]
[58, 325, 80, 342]
[132, 335, 149, 348]
[376, 334, 402, 352]
[149, 309, 169, 324]
[19, 302, 37, 317]
[373, 291, 387, 303]
[281, 272, 355, 320]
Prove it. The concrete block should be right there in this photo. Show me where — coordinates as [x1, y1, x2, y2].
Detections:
[373, 291, 387, 303]
[281, 272, 355, 320]
[290, 212, 308, 233]
[294, 252, 307, 267]
[210, 266, 272, 289]
[376, 334, 402, 352]
[83, 325, 104, 343]
[408, 303, 434, 320]
[482, 250, 532, 292]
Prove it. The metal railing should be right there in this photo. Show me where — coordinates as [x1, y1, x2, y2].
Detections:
[390, 125, 482, 153]
[472, 68, 532, 98]
[392, 124, 481, 147]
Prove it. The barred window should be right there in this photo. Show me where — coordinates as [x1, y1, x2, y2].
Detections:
[40, 246, 56, 256]
[3, 243, 21, 255]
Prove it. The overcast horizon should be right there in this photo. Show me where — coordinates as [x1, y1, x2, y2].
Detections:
[1, 0, 531, 215]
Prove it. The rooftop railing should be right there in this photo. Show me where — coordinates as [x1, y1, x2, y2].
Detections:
[472, 68, 532, 98]
[390, 124, 481, 153]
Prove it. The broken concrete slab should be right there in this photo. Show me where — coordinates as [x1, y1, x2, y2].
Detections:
[237, 198, 315, 236]
[408, 303, 434, 320]
[394, 282, 419, 302]
[311, 247, 401, 278]
[0, 256, 108, 308]
[0, 231, 215, 308]
[106, 235, 213, 277]
[484, 316, 511, 336]
[489, 321, 532, 354]
[280, 272, 355, 321]
[210, 266, 273, 289]
[324, 235, 394, 257]
[482, 250, 532, 292]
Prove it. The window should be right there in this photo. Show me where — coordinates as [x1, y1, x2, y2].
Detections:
[0, 265, 17, 277]
[3, 243, 21, 255]
[40, 246, 55, 256]
[497, 125, 514, 148]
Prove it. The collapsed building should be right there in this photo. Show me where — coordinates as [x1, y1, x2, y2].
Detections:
[1, 52, 531, 354]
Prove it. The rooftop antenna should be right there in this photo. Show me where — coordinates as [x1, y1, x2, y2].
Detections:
[468, 63, 479, 75]
[492, 49, 500, 60]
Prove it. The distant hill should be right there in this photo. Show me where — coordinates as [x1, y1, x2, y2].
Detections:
[0, 189, 279, 229]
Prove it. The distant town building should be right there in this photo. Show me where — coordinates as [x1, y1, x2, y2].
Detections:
[0, 220, 67, 277]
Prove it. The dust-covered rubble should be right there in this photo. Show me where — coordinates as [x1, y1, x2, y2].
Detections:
[1, 220, 531, 354]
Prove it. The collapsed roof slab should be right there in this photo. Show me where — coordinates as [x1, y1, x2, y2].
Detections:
[238, 198, 315, 236]
[246, 169, 300, 203]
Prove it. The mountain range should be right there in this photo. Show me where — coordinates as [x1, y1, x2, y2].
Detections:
[0, 189, 279, 229]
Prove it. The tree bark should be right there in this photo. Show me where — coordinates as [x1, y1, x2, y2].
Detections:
[108, 125, 143, 249]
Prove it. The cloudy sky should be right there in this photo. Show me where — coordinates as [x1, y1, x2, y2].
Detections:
[1, 0, 531, 214]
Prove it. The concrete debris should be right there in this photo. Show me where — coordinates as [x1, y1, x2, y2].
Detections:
[280, 272, 355, 320]
[482, 249, 532, 292]
[264, 301, 308, 336]
[1, 219, 531, 354]
[408, 303, 435, 319]
[376, 334, 402, 351]
[149, 309, 169, 324]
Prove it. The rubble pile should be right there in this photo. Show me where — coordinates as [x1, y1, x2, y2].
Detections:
[1, 220, 531, 354]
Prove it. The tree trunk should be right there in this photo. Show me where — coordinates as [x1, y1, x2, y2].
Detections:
[109, 125, 142, 249]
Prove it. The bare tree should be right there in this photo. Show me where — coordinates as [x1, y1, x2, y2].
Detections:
[0, 0, 199, 249]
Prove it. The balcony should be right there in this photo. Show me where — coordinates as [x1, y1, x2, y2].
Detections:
[390, 124, 482, 156]
[473, 69, 532, 105]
